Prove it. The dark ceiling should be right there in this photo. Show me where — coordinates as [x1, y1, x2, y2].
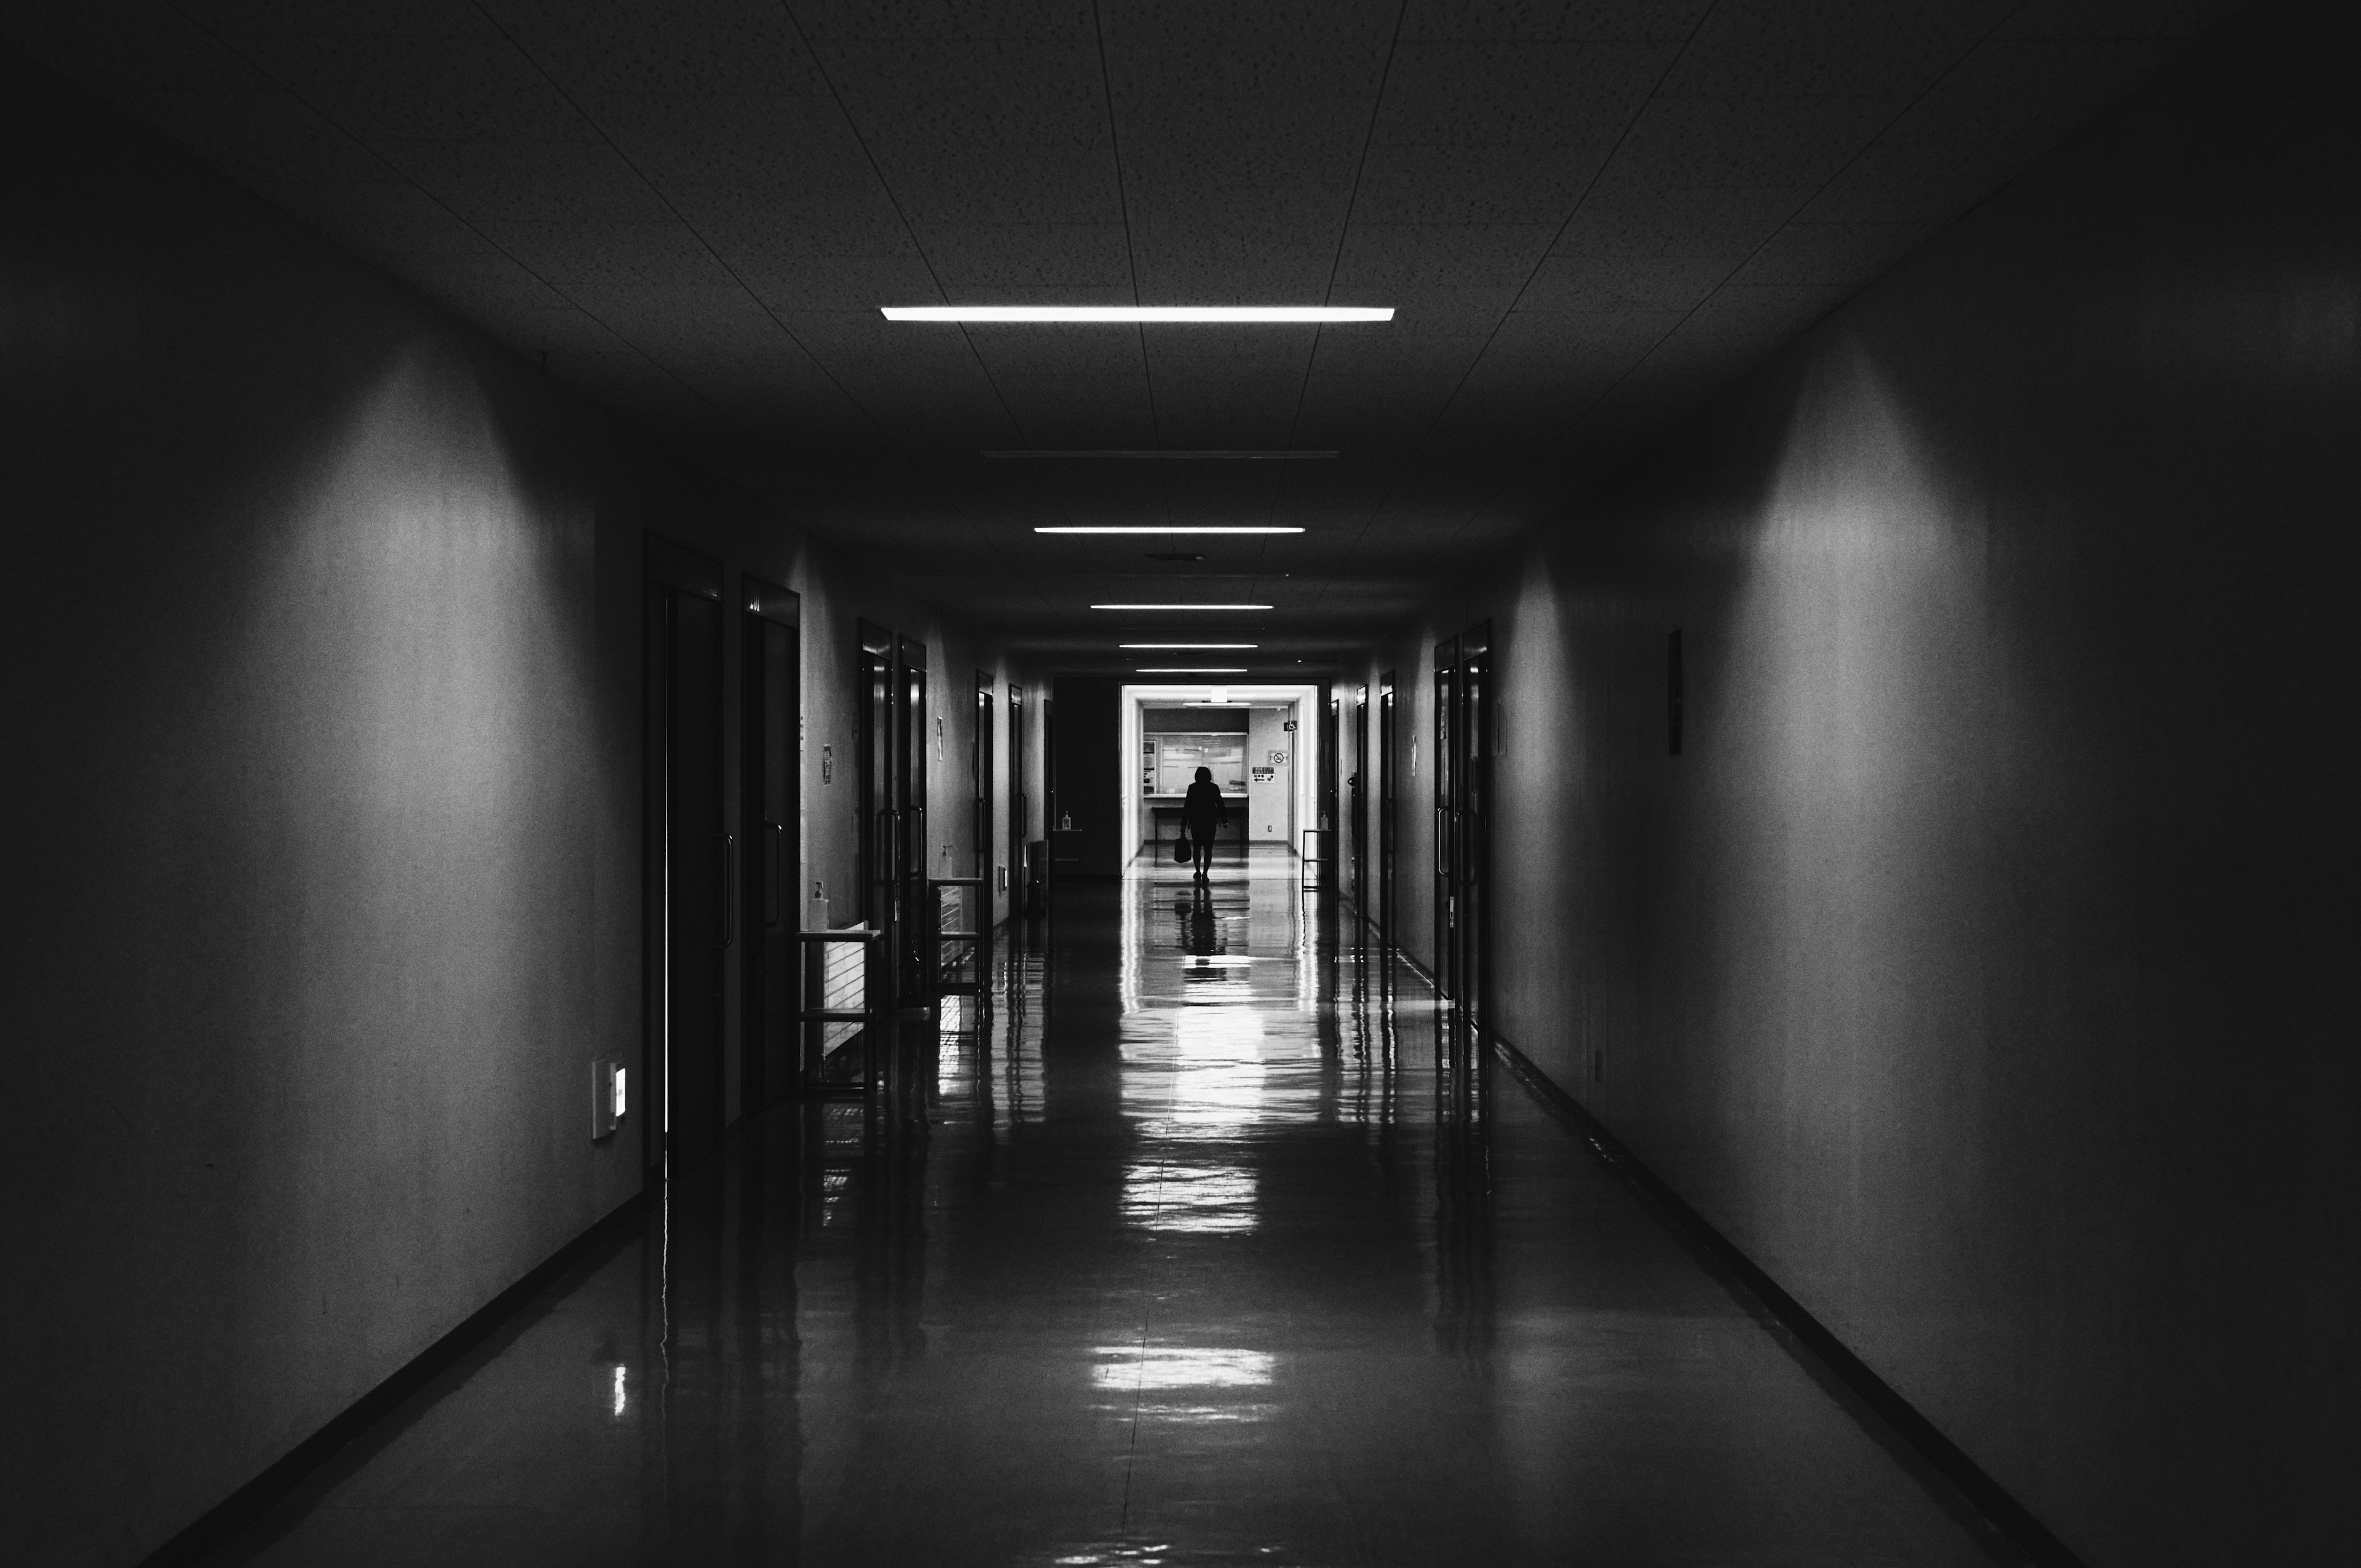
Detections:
[12, 1, 2237, 674]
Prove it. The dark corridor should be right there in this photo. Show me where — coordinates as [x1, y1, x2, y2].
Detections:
[197, 856, 2016, 1568]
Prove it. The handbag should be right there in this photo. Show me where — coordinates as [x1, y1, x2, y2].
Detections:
[1171, 830, 1192, 864]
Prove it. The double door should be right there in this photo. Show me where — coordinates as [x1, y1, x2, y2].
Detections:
[1431, 627, 1492, 1032]
[858, 624, 930, 1006]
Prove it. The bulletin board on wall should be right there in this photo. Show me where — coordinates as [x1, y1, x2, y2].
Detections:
[1144, 733, 1247, 794]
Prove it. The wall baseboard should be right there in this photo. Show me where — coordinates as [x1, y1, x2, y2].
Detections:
[137, 1190, 646, 1567]
[1482, 1031, 2083, 1568]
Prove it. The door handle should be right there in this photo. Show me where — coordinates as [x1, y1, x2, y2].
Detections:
[721, 834, 737, 949]
[765, 821, 785, 930]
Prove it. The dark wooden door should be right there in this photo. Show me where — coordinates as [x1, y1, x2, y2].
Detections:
[857, 622, 895, 1012]
[896, 636, 930, 1002]
[740, 580, 799, 1112]
[1433, 639, 1460, 1002]
[1008, 683, 1027, 913]
[1351, 686, 1368, 914]
[647, 540, 725, 1174]
[1458, 625, 1492, 1034]
[1378, 673, 1396, 954]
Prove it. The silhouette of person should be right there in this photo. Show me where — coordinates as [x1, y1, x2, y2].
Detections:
[1181, 764, 1224, 881]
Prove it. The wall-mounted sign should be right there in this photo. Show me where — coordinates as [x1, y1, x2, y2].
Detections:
[1252, 766, 1276, 783]
[1268, 750, 1288, 766]
[820, 744, 833, 785]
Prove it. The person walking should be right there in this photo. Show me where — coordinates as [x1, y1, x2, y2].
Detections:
[1181, 765, 1225, 881]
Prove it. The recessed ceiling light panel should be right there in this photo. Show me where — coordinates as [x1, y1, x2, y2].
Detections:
[1120, 644, 1257, 649]
[983, 449, 1339, 460]
[1093, 604, 1271, 611]
[1035, 526, 1303, 534]
[884, 306, 1391, 323]
[1137, 667, 1249, 673]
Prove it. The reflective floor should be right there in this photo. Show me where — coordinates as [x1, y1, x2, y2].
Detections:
[211, 849, 2017, 1567]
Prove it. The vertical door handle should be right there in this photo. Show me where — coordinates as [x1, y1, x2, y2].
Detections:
[765, 821, 785, 930]
[721, 834, 737, 948]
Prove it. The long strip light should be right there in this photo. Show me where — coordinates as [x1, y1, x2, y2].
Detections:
[1137, 667, 1249, 673]
[1036, 526, 1303, 535]
[884, 306, 1391, 323]
[1120, 643, 1256, 649]
[1093, 603, 1270, 611]
[984, 449, 1338, 460]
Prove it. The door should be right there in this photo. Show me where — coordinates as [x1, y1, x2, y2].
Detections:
[647, 539, 726, 1174]
[1320, 689, 1339, 852]
[1008, 683, 1026, 913]
[1351, 686, 1368, 916]
[1378, 672, 1396, 952]
[857, 622, 895, 1004]
[1433, 639, 1460, 1003]
[740, 579, 799, 1112]
[896, 636, 930, 1003]
[974, 673, 993, 882]
[1458, 625, 1493, 1036]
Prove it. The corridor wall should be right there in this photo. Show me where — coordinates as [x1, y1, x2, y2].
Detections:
[1374, 3, 2357, 1563]
[0, 50, 1033, 1568]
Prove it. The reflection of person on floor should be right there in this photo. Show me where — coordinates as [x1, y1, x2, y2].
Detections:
[1182, 765, 1224, 881]
[1185, 881, 1217, 955]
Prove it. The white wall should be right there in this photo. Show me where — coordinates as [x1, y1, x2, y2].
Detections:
[1246, 705, 1297, 845]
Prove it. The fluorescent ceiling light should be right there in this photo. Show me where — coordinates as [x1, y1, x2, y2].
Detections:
[1035, 526, 1303, 534]
[984, 449, 1337, 460]
[1137, 667, 1249, 673]
[884, 306, 1391, 323]
[1120, 643, 1256, 649]
[1093, 604, 1270, 611]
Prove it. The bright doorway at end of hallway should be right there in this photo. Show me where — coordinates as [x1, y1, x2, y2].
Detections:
[1121, 683, 1323, 870]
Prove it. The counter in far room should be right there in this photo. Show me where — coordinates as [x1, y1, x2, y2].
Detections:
[1142, 796, 1240, 847]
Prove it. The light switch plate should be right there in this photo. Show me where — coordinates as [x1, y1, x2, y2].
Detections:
[591, 1058, 625, 1139]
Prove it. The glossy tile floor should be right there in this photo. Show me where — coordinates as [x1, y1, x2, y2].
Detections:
[212, 850, 2019, 1567]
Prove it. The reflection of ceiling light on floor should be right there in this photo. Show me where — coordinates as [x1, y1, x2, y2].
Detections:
[1122, 1165, 1257, 1234]
[1092, 1346, 1276, 1389]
